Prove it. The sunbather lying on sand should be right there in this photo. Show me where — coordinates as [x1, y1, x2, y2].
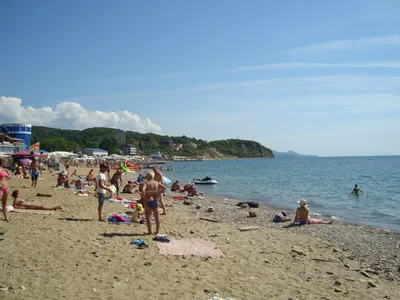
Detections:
[291, 199, 333, 225]
[12, 190, 60, 211]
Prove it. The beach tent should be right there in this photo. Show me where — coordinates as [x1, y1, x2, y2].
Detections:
[48, 151, 78, 158]
[12, 150, 31, 157]
[110, 154, 127, 160]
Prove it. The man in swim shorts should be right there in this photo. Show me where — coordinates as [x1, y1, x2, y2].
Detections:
[29, 157, 40, 188]
[110, 170, 123, 196]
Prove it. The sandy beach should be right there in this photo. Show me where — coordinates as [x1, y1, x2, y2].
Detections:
[1, 167, 399, 300]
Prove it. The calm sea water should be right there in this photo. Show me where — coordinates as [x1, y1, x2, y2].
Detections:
[147, 156, 400, 232]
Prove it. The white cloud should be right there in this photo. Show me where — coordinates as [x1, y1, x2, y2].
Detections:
[103, 61, 400, 83]
[286, 34, 400, 54]
[0, 96, 162, 133]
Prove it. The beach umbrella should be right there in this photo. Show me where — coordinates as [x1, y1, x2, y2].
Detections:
[19, 158, 32, 167]
[163, 176, 172, 185]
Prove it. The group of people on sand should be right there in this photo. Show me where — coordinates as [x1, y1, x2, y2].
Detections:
[171, 180, 202, 197]
[95, 164, 167, 235]
[0, 158, 61, 222]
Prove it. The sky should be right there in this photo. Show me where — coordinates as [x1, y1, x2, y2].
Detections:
[1, 0, 400, 157]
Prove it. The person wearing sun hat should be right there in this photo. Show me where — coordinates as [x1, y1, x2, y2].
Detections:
[57, 170, 70, 188]
[132, 203, 145, 223]
[292, 198, 333, 225]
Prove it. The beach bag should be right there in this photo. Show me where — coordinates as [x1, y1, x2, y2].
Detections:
[273, 212, 287, 223]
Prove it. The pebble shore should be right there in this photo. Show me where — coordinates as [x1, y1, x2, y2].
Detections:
[179, 193, 400, 283]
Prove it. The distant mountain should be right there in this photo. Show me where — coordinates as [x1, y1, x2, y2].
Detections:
[272, 150, 318, 158]
[31, 126, 274, 159]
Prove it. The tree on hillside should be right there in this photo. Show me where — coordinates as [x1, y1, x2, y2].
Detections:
[99, 137, 118, 153]
[41, 137, 80, 152]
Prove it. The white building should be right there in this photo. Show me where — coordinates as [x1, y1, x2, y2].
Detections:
[149, 150, 162, 159]
[121, 144, 138, 156]
[78, 148, 108, 157]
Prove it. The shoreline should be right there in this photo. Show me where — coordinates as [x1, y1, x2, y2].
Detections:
[162, 158, 400, 233]
[182, 193, 400, 283]
[193, 189, 400, 233]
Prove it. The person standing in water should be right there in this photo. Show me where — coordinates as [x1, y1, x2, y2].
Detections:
[351, 184, 363, 195]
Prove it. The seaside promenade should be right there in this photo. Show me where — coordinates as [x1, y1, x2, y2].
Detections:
[0, 167, 399, 300]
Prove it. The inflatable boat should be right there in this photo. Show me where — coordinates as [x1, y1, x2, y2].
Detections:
[192, 176, 218, 185]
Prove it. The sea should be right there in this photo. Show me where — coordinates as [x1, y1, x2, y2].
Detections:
[134, 156, 400, 232]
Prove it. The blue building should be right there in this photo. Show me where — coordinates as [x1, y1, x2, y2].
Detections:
[0, 123, 31, 149]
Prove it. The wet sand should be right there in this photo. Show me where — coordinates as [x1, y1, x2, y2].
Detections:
[0, 167, 399, 300]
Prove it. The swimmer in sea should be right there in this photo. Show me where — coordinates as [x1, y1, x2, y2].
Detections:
[351, 184, 363, 195]
[291, 199, 333, 225]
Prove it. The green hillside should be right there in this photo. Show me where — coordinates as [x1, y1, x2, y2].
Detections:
[31, 126, 274, 159]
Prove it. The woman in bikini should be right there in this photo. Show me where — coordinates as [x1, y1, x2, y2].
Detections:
[292, 199, 333, 225]
[12, 190, 60, 211]
[0, 158, 12, 222]
[140, 171, 166, 235]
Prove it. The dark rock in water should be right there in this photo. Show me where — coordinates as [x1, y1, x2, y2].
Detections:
[237, 201, 259, 208]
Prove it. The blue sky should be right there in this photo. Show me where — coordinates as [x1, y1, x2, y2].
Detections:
[1, 0, 400, 156]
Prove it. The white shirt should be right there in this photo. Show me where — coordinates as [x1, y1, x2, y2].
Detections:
[96, 172, 107, 194]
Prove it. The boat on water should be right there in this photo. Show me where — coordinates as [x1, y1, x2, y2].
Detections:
[192, 176, 218, 185]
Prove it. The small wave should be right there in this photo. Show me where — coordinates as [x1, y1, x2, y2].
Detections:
[307, 200, 324, 208]
[371, 210, 395, 218]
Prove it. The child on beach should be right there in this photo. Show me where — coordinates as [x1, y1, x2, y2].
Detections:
[140, 171, 166, 235]
[131, 203, 145, 222]
[96, 164, 113, 222]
